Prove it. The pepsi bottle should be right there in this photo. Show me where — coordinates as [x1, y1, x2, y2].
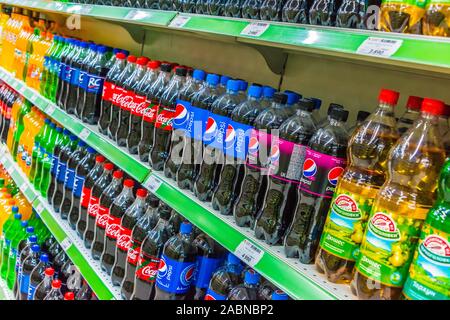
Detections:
[227, 269, 261, 300]
[204, 253, 243, 300]
[27, 253, 52, 300]
[309, 0, 343, 26]
[56, 39, 77, 110]
[224, 0, 243, 17]
[64, 41, 89, 115]
[284, 107, 348, 263]
[75, 44, 100, 117]
[242, 0, 262, 19]
[18, 244, 40, 300]
[260, 0, 284, 20]
[282, 0, 314, 23]
[47, 129, 71, 206]
[14, 233, 37, 299]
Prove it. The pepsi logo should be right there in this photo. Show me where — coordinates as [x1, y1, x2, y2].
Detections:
[269, 145, 280, 164]
[303, 158, 317, 178]
[203, 117, 217, 141]
[173, 103, 189, 126]
[225, 124, 236, 149]
[248, 137, 259, 155]
[180, 264, 196, 287]
[157, 257, 167, 279]
[328, 167, 344, 186]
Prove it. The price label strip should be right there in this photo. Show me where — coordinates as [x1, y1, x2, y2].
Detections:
[79, 128, 90, 140]
[34, 203, 44, 215]
[125, 10, 150, 21]
[240, 22, 270, 37]
[61, 238, 73, 251]
[357, 37, 403, 58]
[234, 239, 264, 267]
[45, 104, 56, 116]
[67, 5, 92, 15]
[143, 175, 162, 193]
[169, 16, 191, 28]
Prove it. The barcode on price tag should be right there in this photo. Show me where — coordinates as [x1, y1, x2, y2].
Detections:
[169, 16, 191, 28]
[234, 239, 264, 267]
[35, 203, 44, 214]
[240, 22, 270, 37]
[357, 37, 403, 58]
[143, 175, 162, 193]
[79, 128, 90, 140]
[61, 238, 73, 251]
[46, 104, 56, 116]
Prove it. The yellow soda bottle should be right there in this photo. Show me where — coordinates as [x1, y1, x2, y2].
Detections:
[316, 89, 400, 284]
[380, 0, 428, 33]
[351, 98, 446, 300]
[423, 0, 450, 36]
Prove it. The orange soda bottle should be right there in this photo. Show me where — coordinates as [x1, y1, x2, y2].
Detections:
[12, 193, 32, 220]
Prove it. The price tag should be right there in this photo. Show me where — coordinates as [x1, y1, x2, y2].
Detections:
[79, 128, 90, 140]
[53, 2, 65, 11]
[125, 10, 151, 21]
[169, 16, 191, 28]
[234, 239, 264, 267]
[61, 238, 73, 251]
[67, 5, 92, 15]
[240, 22, 270, 37]
[30, 0, 39, 7]
[357, 37, 403, 58]
[29, 93, 38, 105]
[46, 104, 56, 116]
[143, 175, 162, 193]
[35, 203, 44, 214]
[20, 183, 29, 194]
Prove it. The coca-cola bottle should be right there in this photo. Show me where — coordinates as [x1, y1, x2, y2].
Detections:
[75, 44, 100, 118]
[76, 155, 105, 239]
[131, 206, 172, 300]
[126, 60, 161, 154]
[98, 52, 128, 135]
[111, 188, 148, 286]
[91, 170, 124, 259]
[101, 179, 135, 274]
[75, 279, 94, 300]
[108, 55, 137, 141]
[116, 57, 149, 147]
[68, 146, 97, 230]
[137, 63, 173, 163]
[83, 162, 114, 249]
[149, 67, 187, 171]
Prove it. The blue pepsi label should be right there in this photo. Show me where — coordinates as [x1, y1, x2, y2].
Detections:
[86, 74, 104, 94]
[27, 284, 37, 300]
[63, 66, 73, 83]
[57, 62, 65, 78]
[73, 174, 85, 198]
[64, 168, 76, 190]
[225, 120, 252, 160]
[20, 273, 30, 294]
[56, 162, 67, 183]
[173, 100, 210, 141]
[51, 155, 59, 175]
[204, 113, 229, 151]
[156, 255, 196, 294]
[71, 68, 80, 86]
[79, 71, 88, 90]
[194, 256, 223, 289]
[204, 288, 227, 300]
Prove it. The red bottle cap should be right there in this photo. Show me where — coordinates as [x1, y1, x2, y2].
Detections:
[113, 170, 123, 179]
[44, 268, 54, 277]
[116, 52, 126, 60]
[64, 292, 75, 300]
[136, 188, 148, 198]
[406, 96, 423, 110]
[124, 179, 134, 188]
[104, 163, 114, 171]
[127, 55, 137, 63]
[378, 89, 400, 106]
[136, 57, 149, 66]
[421, 98, 446, 116]
[52, 279, 62, 289]
[95, 155, 105, 163]
[148, 60, 161, 69]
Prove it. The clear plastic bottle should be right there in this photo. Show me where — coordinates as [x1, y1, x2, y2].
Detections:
[397, 96, 422, 136]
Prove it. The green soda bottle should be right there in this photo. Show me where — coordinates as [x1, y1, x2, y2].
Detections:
[12, 100, 31, 161]
[0, 211, 22, 280]
[49, 37, 69, 103]
[34, 121, 55, 192]
[29, 118, 49, 185]
[40, 34, 59, 97]
[6, 220, 29, 289]
[27, 209, 48, 246]
[45, 36, 64, 102]
[402, 160, 450, 300]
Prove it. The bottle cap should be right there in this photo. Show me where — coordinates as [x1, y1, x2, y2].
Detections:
[69, 135, 78, 141]
[206, 74, 220, 86]
[50, 123, 56, 128]
[97, 45, 107, 53]
[89, 44, 97, 51]
[124, 179, 134, 188]
[64, 292, 75, 300]
[272, 289, 288, 300]
[175, 67, 187, 77]
[44, 268, 54, 277]
[248, 85, 262, 99]
[238, 80, 248, 92]
[285, 91, 300, 105]
[12, 206, 19, 213]
[116, 52, 126, 60]
[136, 188, 148, 198]
[26, 226, 35, 234]
[121, 49, 130, 56]
[127, 55, 137, 63]
[220, 75, 230, 86]
[86, 146, 96, 154]
[160, 63, 172, 73]
[21, 220, 28, 228]
[148, 60, 161, 69]
[63, 129, 71, 136]
[378, 88, 400, 106]
[421, 98, 446, 116]
[406, 96, 423, 110]
[330, 108, 349, 122]
[78, 140, 86, 147]
[44, 118, 51, 124]
[263, 86, 276, 99]
[226, 79, 240, 92]
[40, 253, 49, 263]
[56, 127, 63, 133]
[112, 48, 121, 55]
[356, 110, 371, 122]
[244, 269, 260, 285]
[113, 170, 123, 179]
[31, 244, 40, 253]
[95, 155, 106, 163]
[298, 98, 316, 112]
[327, 103, 344, 115]
[179, 222, 192, 235]
[227, 253, 241, 265]
[136, 56, 149, 66]
[193, 69, 206, 81]
[273, 92, 288, 105]
[51, 279, 62, 289]
[310, 97, 322, 110]
[29, 235, 38, 243]
[104, 163, 114, 171]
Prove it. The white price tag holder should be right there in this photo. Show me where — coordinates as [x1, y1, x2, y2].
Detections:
[46, 104, 56, 116]
[169, 16, 191, 28]
[20, 183, 29, 194]
[234, 239, 264, 267]
[125, 10, 151, 21]
[61, 238, 73, 251]
[35, 203, 44, 215]
[143, 175, 162, 193]
[67, 5, 92, 14]
[240, 22, 270, 37]
[29, 93, 38, 105]
[79, 128, 90, 141]
[357, 37, 403, 58]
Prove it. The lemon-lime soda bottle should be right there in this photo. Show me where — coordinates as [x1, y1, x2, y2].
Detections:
[351, 98, 446, 300]
[315, 89, 400, 284]
[380, 0, 428, 33]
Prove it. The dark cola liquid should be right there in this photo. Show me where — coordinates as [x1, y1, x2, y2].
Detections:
[196, 0, 208, 13]
[282, 0, 313, 23]
[64, 47, 84, 115]
[137, 119, 155, 162]
[224, 0, 243, 17]
[52, 143, 76, 214]
[81, 66, 109, 125]
[309, 0, 343, 26]
[181, 0, 197, 12]
[335, 0, 365, 28]
[260, 0, 284, 21]
[242, 0, 262, 19]
[47, 141, 66, 206]
[98, 93, 113, 135]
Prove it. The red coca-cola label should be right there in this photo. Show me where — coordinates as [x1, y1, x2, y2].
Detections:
[87, 196, 100, 218]
[155, 104, 176, 131]
[142, 101, 158, 123]
[130, 94, 148, 117]
[111, 86, 125, 107]
[96, 205, 110, 229]
[102, 81, 115, 102]
[126, 239, 142, 266]
[80, 187, 92, 209]
[118, 89, 135, 112]
[135, 253, 160, 283]
[116, 226, 132, 252]
[106, 215, 122, 240]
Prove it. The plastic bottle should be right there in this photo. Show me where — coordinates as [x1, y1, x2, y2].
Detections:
[351, 98, 446, 300]
[227, 269, 261, 300]
[423, 1, 450, 37]
[315, 89, 399, 283]
[282, 0, 314, 23]
[14, 233, 37, 299]
[61, 40, 82, 114]
[242, 0, 262, 18]
[7, 219, 29, 289]
[32, 267, 54, 300]
[43, 279, 64, 300]
[348, 110, 371, 134]
[18, 244, 40, 300]
[0, 211, 21, 280]
[27, 253, 51, 300]
[47, 128, 70, 205]
[56, 39, 77, 109]
[335, 0, 365, 27]
[317, 103, 344, 127]
[397, 96, 423, 135]
[75, 43, 100, 117]
[260, 0, 284, 20]
[205, 253, 243, 300]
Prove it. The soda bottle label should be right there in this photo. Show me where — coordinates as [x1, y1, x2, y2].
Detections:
[56, 161, 67, 183]
[71, 68, 80, 86]
[204, 113, 230, 152]
[403, 223, 450, 300]
[194, 256, 223, 289]
[268, 137, 308, 184]
[204, 288, 227, 300]
[64, 66, 73, 83]
[116, 226, 132, 252]
[87, 195, 100, 218]
[127, 238, 143, 266]
[102, 81, 115, 102]
[59, 62, 66, 79]
[79, 71, 88, 90]
[135, 252, 160, 283]
[319, 190, 376, 261]
[130, 94, 148, 117]
[224, 120, 252, 160]
[356, 208, 424, 288]
[142, 101, 158, 123]
[106, 215, 122, 240]
[155, 104, 177, 131]
[27, 283, 37, 300]
[156, 255, 196, 294]
[64, 168, 76, 190]
[118, 89, 133, 112]
[172, 100, 209, 141]
[247, 129, 272, 171]
[73, 174, 86, 198]
[86, 74, 104, 94]
[19, 272, 30, 294]
[111, 86, 125, 107]
[96, 205, 110, 228]
[51, 155, 59, 175]
[80, 186, 92, 209]
[298, 149, 346, 198]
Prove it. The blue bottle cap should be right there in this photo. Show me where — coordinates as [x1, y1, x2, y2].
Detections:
[89, 43, 97, 51]
[39, 146, 45, 153]
[29, 235, 38, 243]
[227, 253, 241, 265]
[40, 253, 49, 263]
[310, 97, 322, 110]
[21, 220, 28, 228]
[44, 118, 51, 125]
[193, 69, 206, 81]
[78, 140, 86, 147]
[63, 129, 71, 136]
[248, 85, 262, 99]
[244, 269, 260, 285]
[56, 127, 63, 133]
[206, 74, 220, 87]
[80, 41, 89, 49]
[69, 135, 78, 141]
[54, 35, 60, 42]
[12, 206, 19, 213]
[13, 213, 21, 220]
[26, 226, 35, 234]
[272, 290, 288, 300]
[31, 244, 40, 253]
[179, 222, 192, 235]
[227, 79, 240, 92]
[220, 75, 230, 86]
[284, 90, 300, 105]
[50, 123, 56, 129]
[112, 48, 121, 55]
[238, 80, 248, 92]
[263, 86, 276, 98]
[97, 45, 107, 53]
[121, 49, 130, 56]
[86, 146, 96, 154]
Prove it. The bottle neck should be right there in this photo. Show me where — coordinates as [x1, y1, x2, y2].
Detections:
[329, 118, 344, 127]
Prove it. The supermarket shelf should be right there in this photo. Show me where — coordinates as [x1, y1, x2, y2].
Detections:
[0, 279, 14, 300]
[0, 145, 121, 300]
[2, 1, 450, 75]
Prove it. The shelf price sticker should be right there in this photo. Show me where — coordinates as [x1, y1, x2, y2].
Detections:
[357, 37, 403, 58]
[143, 175, 162, 193]
[169, 16, 191, 28]
[234, 239, 264, 267]
[240, 22, 270, 37]
[20, 183, 29, 194]
[67, 5, 92, 15]
[45, 104, 56, 116]
[79, 128, 90, 141]
[125, 10, 151, 21]
[35, 203, 44, 215]
[61, 238, 73, 251]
